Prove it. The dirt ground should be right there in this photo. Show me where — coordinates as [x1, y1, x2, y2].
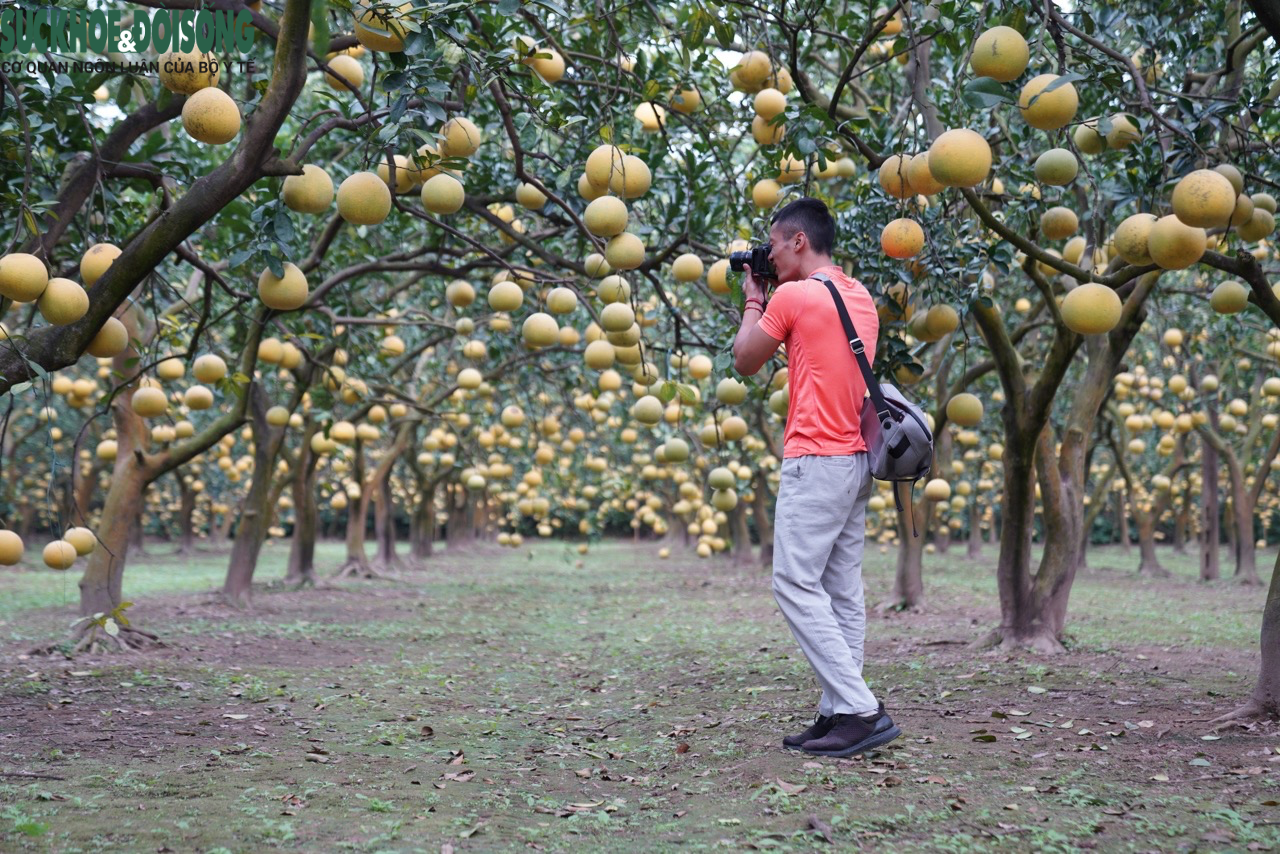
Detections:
[1, 539, 1278, 852]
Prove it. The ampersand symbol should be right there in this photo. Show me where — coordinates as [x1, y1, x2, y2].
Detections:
[117, 28, 137, 52]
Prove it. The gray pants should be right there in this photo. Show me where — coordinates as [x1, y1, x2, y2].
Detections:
[772, 453, 879, 717]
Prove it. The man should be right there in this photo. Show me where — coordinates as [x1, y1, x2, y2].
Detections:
[732, 197, 900, 758]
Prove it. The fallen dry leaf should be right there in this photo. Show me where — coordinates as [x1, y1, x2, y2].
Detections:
[776, 777, 806, 795]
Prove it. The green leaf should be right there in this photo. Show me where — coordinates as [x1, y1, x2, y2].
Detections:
[676, 383, 697, 403]
[309, 0, 330, 58]
[658, 380, 676, 402]
[962, 76, 1012, 109]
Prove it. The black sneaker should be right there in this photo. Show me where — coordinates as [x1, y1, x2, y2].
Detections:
[801, 707, 901, 757]
[782, 701, 884, 750]
[782, 714, 833, 750]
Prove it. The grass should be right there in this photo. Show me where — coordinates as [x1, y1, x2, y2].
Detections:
[0, 537, 1276, 852]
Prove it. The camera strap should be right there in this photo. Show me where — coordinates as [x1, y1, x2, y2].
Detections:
[810, 274, 893, 429]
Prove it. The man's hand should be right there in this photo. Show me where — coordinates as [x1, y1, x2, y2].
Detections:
[743, 269, 768, 306]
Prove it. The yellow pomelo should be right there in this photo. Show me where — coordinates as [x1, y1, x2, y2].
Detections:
[634, 102, 666, 132]
[181, 87, 241, 145]
[584, 339, 615, 370]
[522, 312, 559, 348]
[324, 54, 364, 90]
[752, 178, 782, 208]
[80, 243, 121, 287]
[1214, 163, 1244, 195]
[439, 117, 482, 158]
[970, 26, 1029, 82]
[1231, 194, 1255, 227]
[1018, 74, 1078, 130]
[1034, 148, 1078, 186]
[546, 286, 578, 314]
[64, 527, 95, 556]
[258, 338, 284, 363]
[906, 154, 945, 196]
[488, 280, 523, 312]
[925, 304, 960, 338]
[609, 155, 652, 199]
[923, 479, 951, 502]
[86, 316, 128, 357]
[1105, 113, 1141, 148]
[0, 252, 48, 302]
[193, 354, 227, 383]
[266, 405, 290, 427]
[1251, 192, 1277, 213]
[0, 530, 23, 565]
[354, 3, 410, 52]
[377, 154, 415, 194]
[158, 48, 220, 94]
[1073, 118, 1106, 154]
[751, 115, 785, 146]
[928, 129, 991, 187]
[43, 540, 77, 570]
[1061, 283, 1122, 334]
[707, 258, 731, 294]
[631, 395, 664, 425]
[1172, 169, 1237, 228]
[585, 144, 624, 190]
[156, 357, 185, 379]
[379, 335, 405, 358]
[37, 278, 88, 326]
[1164, 328, 1184, 347]
[1239, 209, 1276, 242]
[1062, 236, 1087, 265]
[337, 171, 392, 224]
[584, 195, 628, 237]
[881, 218, 924, 258]
[283, 164, 334, 213]
[1112, 213, 1157, 265]
[184, 385, 214, 410]
[716, 377, 747, 405]
[131, 386, 168, 417]
[446, 279, 475, 307]
[777, 154, 806, 184]
[578, 172, 606, 201]
[258, 262, 309, 310]
[669, 87, 702, 113]
[1147, 214, 1206, 269]
[735, 51, 773, 86]
[946, 392, 983, 426]
[753, 87, 786, 119]
[1040, 206, 1078, 240]
[597, 275, 630, 303]
[600, 302, 636, 333]
[672, 253, 704, 282]
[605, 232, 645, 270]
[529, 48, 565, 84]
[421, 173, 465, 214]
[516, 182, 547, 210]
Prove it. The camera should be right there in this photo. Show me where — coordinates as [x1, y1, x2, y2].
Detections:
[728, 243, 776, 280]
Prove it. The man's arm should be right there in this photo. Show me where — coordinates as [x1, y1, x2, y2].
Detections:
[733, 270, 783, 376]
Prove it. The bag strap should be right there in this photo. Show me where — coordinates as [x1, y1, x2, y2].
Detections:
[812, 274, 892, 426]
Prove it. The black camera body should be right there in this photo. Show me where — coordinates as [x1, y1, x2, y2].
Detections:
[728, 243, 776, 280]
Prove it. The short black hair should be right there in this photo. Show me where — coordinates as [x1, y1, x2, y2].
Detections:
[769, 197, 835, 255]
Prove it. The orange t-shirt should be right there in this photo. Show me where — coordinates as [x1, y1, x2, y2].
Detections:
[757, 265, 879, 458]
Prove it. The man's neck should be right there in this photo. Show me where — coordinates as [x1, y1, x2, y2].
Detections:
[803, 257, 837, 277]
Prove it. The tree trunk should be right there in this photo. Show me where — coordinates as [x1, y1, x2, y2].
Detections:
[1135, 512, 1169, 577]
[177, 476, 197, 556]
[410, 477, 436, 561]
[891, 490, 928, 610]
[223, 384, 299, 606]
[285, 424, 319, 587]
[1213, 549, 1280, 725]
[730, 497, 751, 564]
[1202, 427, 1222, 581]
[967, 492, 982, 559]
[751, 471, 774, 567]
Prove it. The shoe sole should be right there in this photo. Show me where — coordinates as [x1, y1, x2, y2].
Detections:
[801, 724, 902, 758]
